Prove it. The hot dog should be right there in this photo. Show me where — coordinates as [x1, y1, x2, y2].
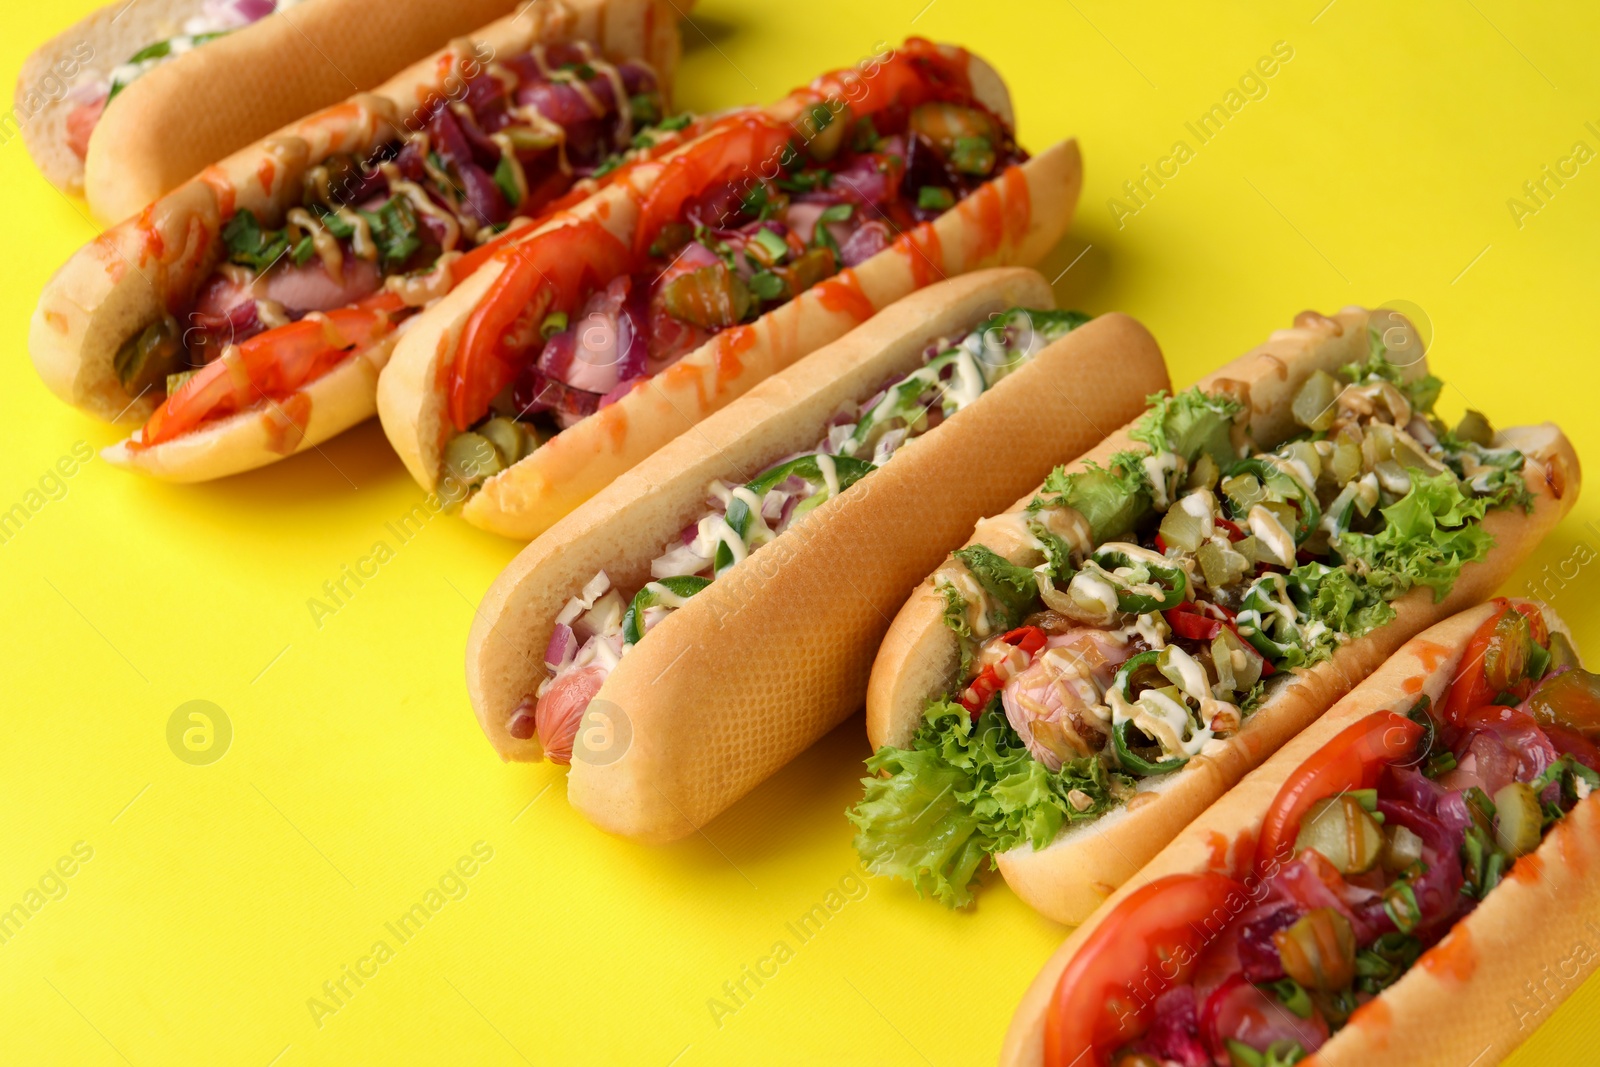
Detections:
[849, 306, 1579, 923]
[1003, 599, 1600, 1067]
[29, 3, 684, 482]
[464, 268, 1167, 840]
[17, 0, 661, 223]
[376, 39, 1083, 539]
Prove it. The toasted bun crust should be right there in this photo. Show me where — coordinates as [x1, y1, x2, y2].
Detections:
[29, 2, 678, 479]
[864, 306, 1582, 925]
[1001, 601, 1595, 1067]
[17, 0, 677, 222]
[464, 269, 1168, 840]
[17, 0, 207, 197]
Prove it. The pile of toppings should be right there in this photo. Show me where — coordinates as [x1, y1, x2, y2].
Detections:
[1054, 601, 1598, 1067]
[849, 327, 1538, 906]
[117, 41, 673, 439]
[66, 0, 305, 160]
[441, 44, 1027, 489]
[507, 307, 1088, 760]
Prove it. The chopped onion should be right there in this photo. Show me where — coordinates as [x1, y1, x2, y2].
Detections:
[652, 542, 711, 579]
[544, 623, 576, 670]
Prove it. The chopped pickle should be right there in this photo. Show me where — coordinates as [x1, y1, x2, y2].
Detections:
[661, 263, 752, 329]
[1374, 459, 1412, 495]
[1196, 539, 1250, 589]
[1527, 667, 1600, 739]
[478, 417, 532, 466]
[804, 103, 850, 162]
[443, 432, 502, 487]
[1362, 422, 1397, 468]
[1382, 824, 1424, 872]
[1483, 609, 1534, 693]
[1187, 452, 1220, 491]
[1221, 473, 1263, 514]
[1274, 907, 1357, 991]
[782, 246, 836, 296]
[1158, 503, 1206, 554]
[1295, 795, 1384, 874]
[1454, 409, 1495, 446]
[114, 316, 185, 396]
[908, 102, 999, 158]
[1331, 430, 1364, 486]
[1292, 369, 1342, 432]
[1212, 626, 1262, 692]
[1282, 439, 1323, 483]
[1493, 782, 1541, 857]
[165, 369, 197, 396]
[1547, 632, 1582, 672]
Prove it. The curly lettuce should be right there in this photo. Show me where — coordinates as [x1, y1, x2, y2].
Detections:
[1131, 387, 1246, 467]
[950, 545, 1038, 634]
[1334, 470, 1494, 601]
[1031, 451, 1152, 544]
[848, 701, 1125, 907]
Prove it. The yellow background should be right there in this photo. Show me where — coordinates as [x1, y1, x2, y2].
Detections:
[3, 1, 1599, 1063]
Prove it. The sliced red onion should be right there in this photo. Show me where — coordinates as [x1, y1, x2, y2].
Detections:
[839, 220, 893, 267]
[652, 541, 711, 579]
[775, 492, 801, 532]
[544, 623, 576, 670]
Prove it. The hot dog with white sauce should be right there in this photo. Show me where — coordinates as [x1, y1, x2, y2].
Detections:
[465, 269, 1164, 840]
[852, 307, 1579, 923]
[19, 0, 613, 223]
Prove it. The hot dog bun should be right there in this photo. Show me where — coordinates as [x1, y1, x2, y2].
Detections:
[465, 268, 1167, 840]
[379, 89, 1082, 539]
[20, 0, 679, 223]
[28, 2, 679, 482]
[1001, 601, 1597, 1067]
[866, 306, 1581, 925]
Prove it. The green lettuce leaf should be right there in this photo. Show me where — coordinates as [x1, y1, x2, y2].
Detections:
[1334, 471, 1494, 601]
[1130, 388, 1245, 467]
[848, 701, 1124, 907]
[1032, 450, 1152, 543]
[941, 582, 977, 677]
[950, 545, 1038, 633]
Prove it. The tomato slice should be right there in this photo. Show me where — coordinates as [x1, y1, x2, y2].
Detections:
[135, 291, 406, 448]
[1045, 873, 1246, 1067]
[1442, 599, 1513, 724]
[805, 38, 976, 121]
[631, 114, 797, 259]
[1253, 711, 1424, 879]
[448, 218, 634, 430]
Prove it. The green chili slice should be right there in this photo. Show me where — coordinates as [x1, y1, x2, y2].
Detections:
[621, 576, 712, 646]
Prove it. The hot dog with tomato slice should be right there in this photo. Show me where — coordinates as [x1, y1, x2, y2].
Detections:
[851, 307, 1579, 923]
[1002, 599, 1600, 1067]
[30, 3, 685, 482]
[376, 39, 1083, 539]
[463, 269, 1167, 841]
